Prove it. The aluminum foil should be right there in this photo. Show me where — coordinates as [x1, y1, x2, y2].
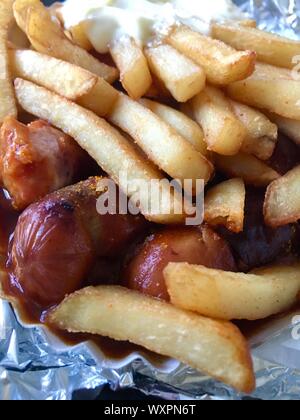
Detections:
[1, 0, 300, 400]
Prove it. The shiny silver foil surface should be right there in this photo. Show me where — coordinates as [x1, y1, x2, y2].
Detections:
[1, 0, 300, 400]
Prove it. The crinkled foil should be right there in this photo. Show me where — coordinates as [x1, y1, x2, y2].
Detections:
[1, 0, 300, 400]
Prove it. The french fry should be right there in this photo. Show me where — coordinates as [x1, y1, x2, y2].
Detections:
[145, 44, 206, 102]
[49, 285, 255, 393]
[267, 113, 300, 146]
[10, 49, 97, 99]
[108, 94, 214, 185]
[227, 63, 300, 120]
[15, 79, 187, 224]
[165, 263, 300, 321]
[140, 98, 208, 156]
[10, 49, 118, 116]
[230, 100, 278, 160]
[0, 0, 17, 122]
[69, 23, 92, 51]
[264, 165, 300, 227]
[166, 25, 256, 85]
[214, 153, 280, 187]
[204, 178, 246, 233]
[212, 22, 300, 69]
[235, 19, 257, 28]
[13, 0, 118, 83]
[190, 86, 247, 155]
[110, 37, 152, 100]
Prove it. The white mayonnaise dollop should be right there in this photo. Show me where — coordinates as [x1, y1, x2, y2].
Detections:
[60, 0, 245, 53]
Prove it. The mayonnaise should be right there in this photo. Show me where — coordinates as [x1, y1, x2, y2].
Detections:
[59, 0, 245, 53]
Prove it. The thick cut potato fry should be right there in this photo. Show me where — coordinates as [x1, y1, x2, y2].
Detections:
[166, 25, 256, 85]
[267, 113, 300, 146]
[145, 44, 205, 102]
[15, 79, 188, 224]
[108, 94, 214, 185]
[212, 23, 300, 69]
[77, 78, 119, 117]
[230, 100, 278, 160]
[10, 49, 97, 99]
[264, 165, 300, 227]
[140, 98, 208, 156]
[69, 23, 92, 51]
[236, 19, 257, 28]
[165, 263, 300, 321]
[49, 285, 255, 393]
[0, 0, 17, 122]
[10, 49, 118, 116]
[204, 178, 245, 233]
[110, 37, 152, 100]
[14, 0, 118, 83]
[214, 153, 280, 187]
[190, 86, 247, 155]
[227, 63, 300, 120]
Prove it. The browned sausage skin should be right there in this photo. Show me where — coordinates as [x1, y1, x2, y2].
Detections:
[123, 225, 237, 301]
[7, 177, 147, 308]
[0, 117, 87, 210]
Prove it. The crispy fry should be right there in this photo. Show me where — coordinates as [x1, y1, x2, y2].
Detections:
[264, 165, 300, 227]
[110, 36, 152, 100]
[230, 100, 278, 160]
[69, 23, 92, 50]
[49, 285, 255, 393]
[108, 93, 214, 185]
[10, 49, 97, 99]
[212, 22, 300, 69]
[15, 79, 187, 224]
[140, 98, 208, 156]
[227, 62, 300, 120]
[204, 178, 246, 233]
[10, 48, 118, 116]
[214, 153, 280, 187]
[267, 113, 300, 146]
[0, 0, 17, 122]
[165, 263, 300, 321]
[145, 44, 205, 102]
[235, 19, 257, 28]
[166, 25, 256, 85]
[190, 86, 247, 155]
[13, 0, 118, 83]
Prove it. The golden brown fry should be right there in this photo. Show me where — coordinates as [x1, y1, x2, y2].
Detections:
[190, 86, 246, 155]
[227, 63, 300, 120]
[10, 48, 118, 116]
[110, 37, 152, 100]
[145, 44, 206, 102]
[267, 113, 300, 146]
[230, 100, 278, 160]
[212, 22, 300, 69]
[49, 285, 255, 394]
[13, 0, 118, 83]
[108, 93, 214, 185]
[140, 98, 208, 156]
[235, 19, 257, 28]
[204, 178, 245, 233]
[214, 153, 280, 187]
[10, 49, 97, 99]
[0, 0, 17, 122]
[165, 263, 300, 321]
[166, 25, 256, 85]
[264, 165, 300, 227]
[69, 23, 92, 50]
[15, 79, 188, 224]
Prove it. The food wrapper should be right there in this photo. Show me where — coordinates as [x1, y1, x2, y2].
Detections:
[1, 0, 300, 400]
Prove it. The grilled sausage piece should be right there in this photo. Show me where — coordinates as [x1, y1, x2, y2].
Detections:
[8, 177, 147, 307]
[123, 225, 237, 301]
